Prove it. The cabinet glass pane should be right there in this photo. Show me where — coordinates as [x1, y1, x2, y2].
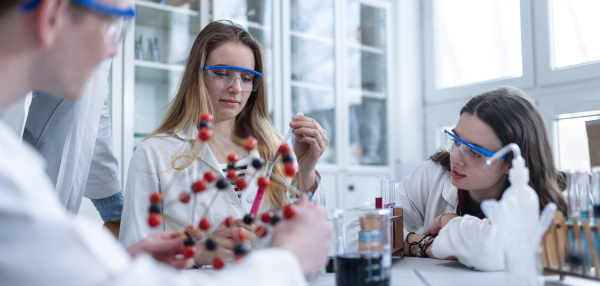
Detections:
[550, 0, 600, 69]
[155, 0, 200, 12]
[133, 1, 199, 148]
[347, 2, 388, 165]
[292, 86, 336, 164]
[212, 0, 275, 118]
[291, 37, 334, 86]
[290, 0, 335, 164]
[290, 0, 334, 38]
[134, 68, 182, 145]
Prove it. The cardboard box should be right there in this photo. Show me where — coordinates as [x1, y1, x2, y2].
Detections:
[358, 214, 383, 251]
[586, 119, 600, 167]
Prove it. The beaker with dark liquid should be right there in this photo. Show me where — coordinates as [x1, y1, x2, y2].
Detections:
[333, 208, 391, 286]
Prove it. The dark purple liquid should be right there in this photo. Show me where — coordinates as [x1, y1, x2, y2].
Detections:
[335, 253, 390, 286]
[594, 205, 600, 218]
[326, 257, 335, 273]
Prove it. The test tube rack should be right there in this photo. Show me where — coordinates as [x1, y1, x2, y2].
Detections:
[542, 211, 600, 281]
[390, 208, 404, 258]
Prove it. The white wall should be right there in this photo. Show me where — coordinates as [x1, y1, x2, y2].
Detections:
[393, 0, 426, 181]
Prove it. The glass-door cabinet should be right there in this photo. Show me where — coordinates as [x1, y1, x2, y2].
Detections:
[116, 0, 393, 208]
[283, 0, 393, 209]
[122, 0, 202, 183]
[346, 1, 390, 166]
[286, 0, 336, 164]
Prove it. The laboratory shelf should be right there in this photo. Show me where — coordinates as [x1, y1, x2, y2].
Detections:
[347, 88, 386, 99]
[135, 1, 200, 33]
[134, 60, 185, 72]
[290, 30, 334, 45]
[135, 0, 199, 16]
[348, 43, 384, 54]
[291, 80, 335, 92]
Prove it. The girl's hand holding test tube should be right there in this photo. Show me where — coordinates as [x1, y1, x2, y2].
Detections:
[290, 113, 329, 193]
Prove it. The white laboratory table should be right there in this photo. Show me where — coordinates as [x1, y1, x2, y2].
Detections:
[309, 257, 600, 286]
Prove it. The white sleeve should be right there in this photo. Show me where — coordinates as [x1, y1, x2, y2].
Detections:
[0, 124, 309, 286]
[84, 103, 121, 199]
[195, 248, 308, 286]
[431, 215, 505, 271]
[119, 140, 162, 248]
[308, 171, 326, 207]
[394, 161, 435, 236]
[0, 92, 31, 140]
[395, 161, 456, 240]
[116, 249, 307, 286]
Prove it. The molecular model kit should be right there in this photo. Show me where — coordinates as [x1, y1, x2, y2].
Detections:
[146, 112, 305, 269]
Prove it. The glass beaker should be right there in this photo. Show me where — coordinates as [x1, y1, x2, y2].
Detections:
[333, 208, 391, 286]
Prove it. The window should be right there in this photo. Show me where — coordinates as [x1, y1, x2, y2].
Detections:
[423, 0, 533, 103]
[550, 0, 600, 69]
[555, 111, 600, 170]
[535, 0, 600, 86]
[433, 0, 522, 89]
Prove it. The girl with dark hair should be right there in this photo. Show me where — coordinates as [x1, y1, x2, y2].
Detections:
[398, 86, 567, 271]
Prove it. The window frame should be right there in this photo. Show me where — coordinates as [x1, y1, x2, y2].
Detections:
[535, 87, 600, 169]
[533, 0, 600, 87]
[423, 0, 535, 104]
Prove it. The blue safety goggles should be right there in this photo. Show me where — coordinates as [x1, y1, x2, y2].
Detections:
[203, 66, 262, 78]
[203, 66, 262, 92]
[22, 0, 135, 45]
[22, 0, 136, 17]
[445, 128, 508, 158]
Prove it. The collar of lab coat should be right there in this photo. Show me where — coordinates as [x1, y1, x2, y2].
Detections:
[441, 174, 459, 210]
[174, 126, 197, 141]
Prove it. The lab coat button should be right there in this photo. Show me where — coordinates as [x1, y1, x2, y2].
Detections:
[246, 196, 254, 203]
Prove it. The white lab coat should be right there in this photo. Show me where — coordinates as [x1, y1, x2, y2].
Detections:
[395, 160, 504, 271]
[27, 59, 120, 213]
[120, 130, 326, 248]
[0, 92, 31, 139]
[4, 59, 121, 215]
[0, 120, 308, 286]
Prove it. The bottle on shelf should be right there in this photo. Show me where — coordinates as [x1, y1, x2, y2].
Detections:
[152, 37, 160, 63]
[135, 35, 144, 60]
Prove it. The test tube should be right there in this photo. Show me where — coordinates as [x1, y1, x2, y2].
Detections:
[590, 168, 600, 269]
[566, 171, 582, 271]
[577, 171, 592, 272]
[374, 177, 382, 209]
[384, 177, 396, 249]
[591, 167, 600, 223]
[390, 177, 396, 207]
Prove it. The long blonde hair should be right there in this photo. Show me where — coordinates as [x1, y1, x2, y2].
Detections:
[150, 20, 288, 209]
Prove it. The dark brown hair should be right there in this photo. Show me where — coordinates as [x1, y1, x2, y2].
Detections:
[0, 0, 22, 16]
[431, 86, 567, 214]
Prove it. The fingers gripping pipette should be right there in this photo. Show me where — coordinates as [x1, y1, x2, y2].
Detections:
[265, 112, 304, 176]
[250, 112, 304, 216]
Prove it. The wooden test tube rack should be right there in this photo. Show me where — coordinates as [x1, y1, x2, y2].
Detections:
[390, 208, 404, 258]
[542, 211, 600, 281]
